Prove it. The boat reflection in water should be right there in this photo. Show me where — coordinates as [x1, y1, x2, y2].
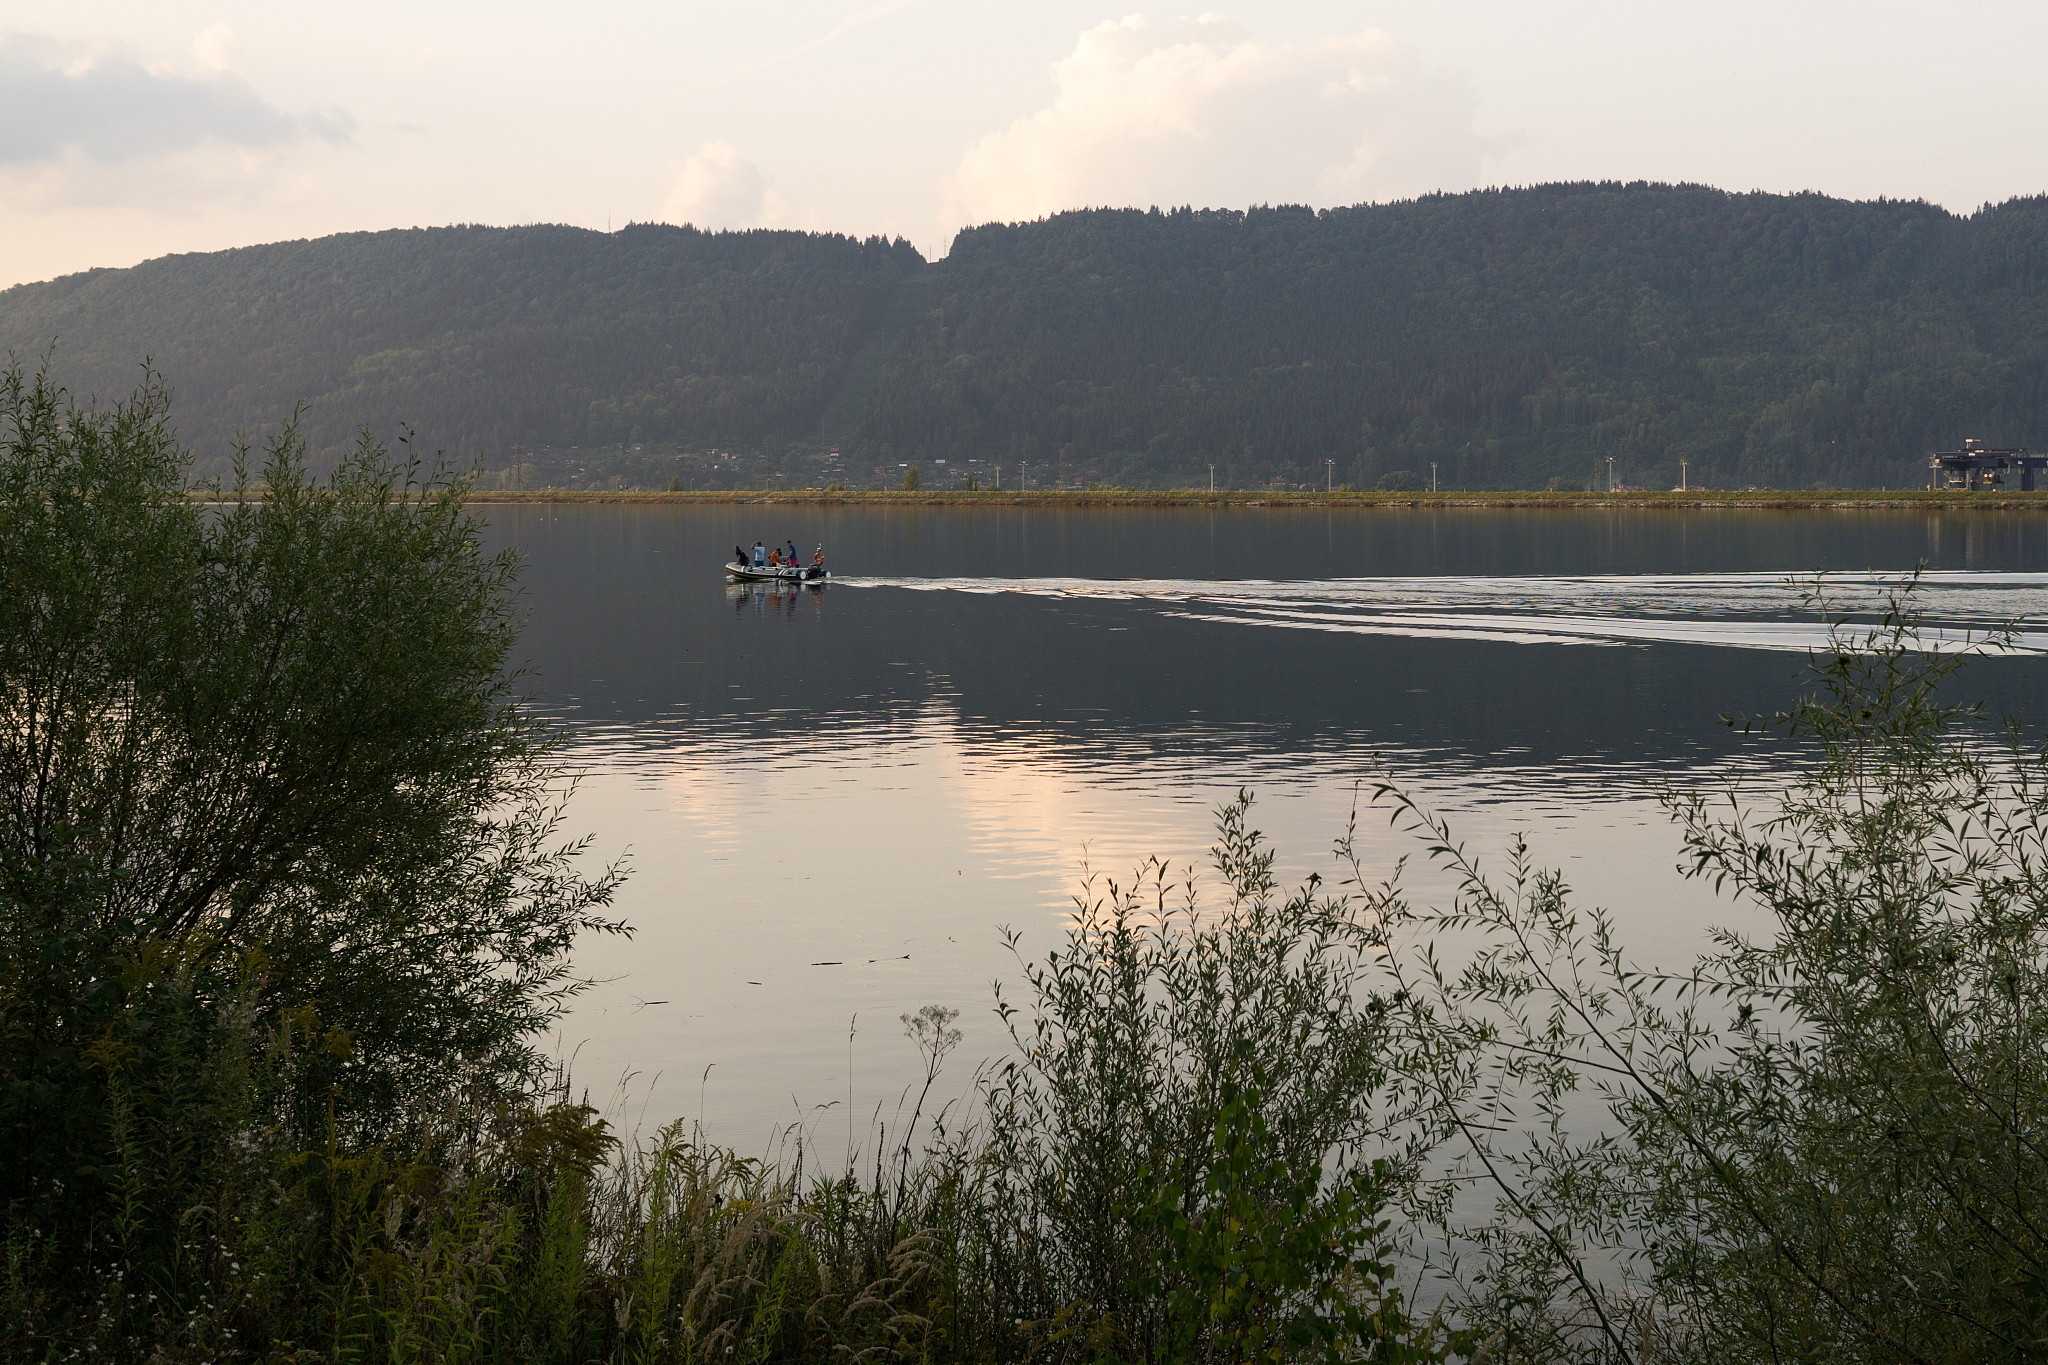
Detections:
[728, 580, 824, 620]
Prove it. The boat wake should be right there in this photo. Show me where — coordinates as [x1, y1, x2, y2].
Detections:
[834, 570, 2048, 653]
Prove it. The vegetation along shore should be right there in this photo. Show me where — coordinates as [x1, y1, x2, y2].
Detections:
[14, 359, 2048, 1362]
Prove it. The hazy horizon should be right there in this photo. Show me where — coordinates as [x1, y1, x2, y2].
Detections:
[7, 0, 2047, 290]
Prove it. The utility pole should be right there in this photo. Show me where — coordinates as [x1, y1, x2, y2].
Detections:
[1680, 458, 1687, 492]
[1209, 465, 1215, 492]
[995, 464, 1001, 492]
[1430, 462, 1438, 493]
[1607, 456, 1615, 492]
[1326, 459, 1334, 493]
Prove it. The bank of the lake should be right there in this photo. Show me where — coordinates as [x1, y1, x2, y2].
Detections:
[460, 487, 2048, 510]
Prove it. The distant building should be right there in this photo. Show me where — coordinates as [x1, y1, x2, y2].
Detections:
[1929, 439, 2046, 489]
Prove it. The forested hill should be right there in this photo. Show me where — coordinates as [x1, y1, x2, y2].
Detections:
[903, 189, 2048, 491]
[0, 224, 924, 480]
[8, 184, 2048, 489]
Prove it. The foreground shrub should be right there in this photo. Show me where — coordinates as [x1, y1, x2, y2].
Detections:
[0, 360, 622, 1351]
[975, 798, 1464, 1364]
[1373, 583, 2048, 1362]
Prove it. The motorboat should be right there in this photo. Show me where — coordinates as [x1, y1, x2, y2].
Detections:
[728, 559, 830, 585]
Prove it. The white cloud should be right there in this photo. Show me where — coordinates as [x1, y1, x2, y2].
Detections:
[661, 140, 790, 230]
[0, 32, 351, 214]
[5, 143, 304, 217]
[191, 24, 238, 75]
[936, 14, 1493, 244]
[0, 34, 346, 167]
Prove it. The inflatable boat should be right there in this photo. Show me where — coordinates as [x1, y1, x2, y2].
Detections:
[727, 560, 830, 584]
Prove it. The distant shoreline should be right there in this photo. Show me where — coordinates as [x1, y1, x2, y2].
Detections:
[459, 488, 2048, 511]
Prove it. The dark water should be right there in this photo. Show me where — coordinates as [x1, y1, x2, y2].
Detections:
[482, 505, 2048, 1146]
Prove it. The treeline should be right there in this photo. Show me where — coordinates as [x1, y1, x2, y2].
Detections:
[9, 185, 2048, 487]
[0, 224, 921, 479]
[877, 188, 2048, 489]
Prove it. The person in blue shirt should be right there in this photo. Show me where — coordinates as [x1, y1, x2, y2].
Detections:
[752, 540, 766, 567]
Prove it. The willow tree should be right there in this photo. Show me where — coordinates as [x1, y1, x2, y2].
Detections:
[0, 360, 623, 1301]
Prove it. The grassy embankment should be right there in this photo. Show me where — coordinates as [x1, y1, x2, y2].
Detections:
[460, 487, 2048, 509]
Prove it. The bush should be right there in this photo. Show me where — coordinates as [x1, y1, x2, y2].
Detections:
[1372, 578, 2048, 1362]
[974, 796, 1463, 1363]
[0, 361, 623, 1351]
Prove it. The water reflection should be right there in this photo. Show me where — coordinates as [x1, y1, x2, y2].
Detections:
[480, 506, 2048, 1147]
[556, 706, 1741, 1152]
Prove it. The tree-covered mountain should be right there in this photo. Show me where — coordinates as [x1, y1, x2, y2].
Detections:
[893, 188, 2048, 490]
[8, 183, 2048, 489]
[0, 224, 923, 481]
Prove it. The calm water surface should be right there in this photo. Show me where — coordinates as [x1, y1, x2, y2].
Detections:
[480, 506, 2048, 1148]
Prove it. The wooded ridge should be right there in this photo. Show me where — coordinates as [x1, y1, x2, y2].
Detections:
[7, 182, 2048, 490]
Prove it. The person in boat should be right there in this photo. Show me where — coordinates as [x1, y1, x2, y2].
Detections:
[752, 540, 766, 567]
[768, 546, 782, 567]
[786, 540, 799, 565]
[810, 546, 825, 577]
[733, 544, 746, 567]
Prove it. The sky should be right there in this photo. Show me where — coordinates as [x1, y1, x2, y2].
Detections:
[4, 1, 2047, 288]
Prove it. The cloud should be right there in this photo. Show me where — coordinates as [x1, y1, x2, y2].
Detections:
[0, 33, 348, 167]
[662, 141, 790, 230]
[191, 23, 237, 75]
[0, 32, 351, 214]
[937, 14, 1493, 242]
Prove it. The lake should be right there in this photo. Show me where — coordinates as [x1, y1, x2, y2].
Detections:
[480, 504, 2048, 1152]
